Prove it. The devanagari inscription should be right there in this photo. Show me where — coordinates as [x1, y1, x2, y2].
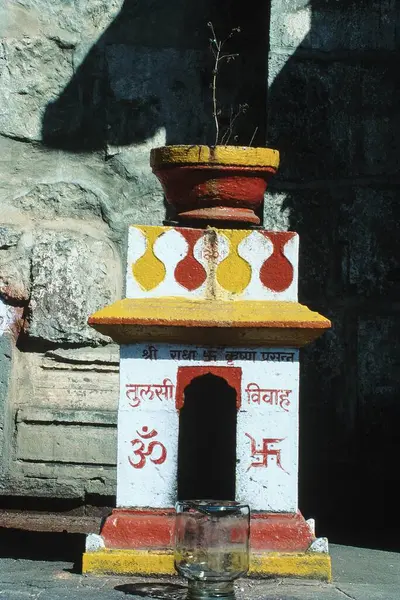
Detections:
[245, 383, 292, 412]
[260, 351, 294, 362]
[142, 345, 158, 360]
[170, 349, 197, 360]
[203, 349, 218, 361]
[125, 379, 174, 408]
[225, 351, 257, 365]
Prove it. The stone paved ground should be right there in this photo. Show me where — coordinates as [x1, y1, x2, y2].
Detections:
[0, 545, 399, 600]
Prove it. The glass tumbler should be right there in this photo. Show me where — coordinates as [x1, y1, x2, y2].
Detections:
[175, 500, 250, 600]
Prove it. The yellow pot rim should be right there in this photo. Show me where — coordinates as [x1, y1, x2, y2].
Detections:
[150, 145, 280, 169]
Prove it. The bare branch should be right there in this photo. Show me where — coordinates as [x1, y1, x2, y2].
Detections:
[208, 22, 245, 146]
[221, 104, 248, 145]
[218, 53, 239, 63]
[249, 126, 258, 147]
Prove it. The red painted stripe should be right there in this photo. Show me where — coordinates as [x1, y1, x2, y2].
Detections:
[101, 509, 175, 549]
[100, 509, 314, 552]
[250, 511, 314, 552]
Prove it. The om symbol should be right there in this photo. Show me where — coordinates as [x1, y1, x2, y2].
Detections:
[128, 426, 167, 469]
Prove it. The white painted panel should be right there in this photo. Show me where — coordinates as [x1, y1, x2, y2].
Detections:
[284, 234, 299, 300]
[118, 343, 299, 512]
[125, 226, 147, 297]
[236, 357, 299, 512]
[239, 231, 298, 301]
[125, 227, 299, 301]
[120, 346, 177, 414]
[116, 408, 179, 508]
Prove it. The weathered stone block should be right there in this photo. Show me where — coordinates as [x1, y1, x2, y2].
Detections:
[14, 347, 119, 412]
[16, 409, 117, 465]
[0, 333, 12, 474]
[270, 0, 398, 51]
[268, 53, 399, 181]
[105, 45, 211, 147]
[358, 316, 400, 408]
[14, 345, 119, 418]
[16, 463, 117, 497]
[0, 228, 31, 303]
[357, 315, 400, 482]
[0, 299, 24, 481]
[0, 226, 21, 249]
[28, 230, 122, 344]
[11, 182, 105, 221]
[340, 188, 400, 296]
[263, 191, 291, 232]
[0, 37, 73, 141]
[266, 187, 339, 303]
[106, 132, 167, 229]
[270, 1, 312, 51]
[0, 135, 165, 248]
[0, 0, 122, 39]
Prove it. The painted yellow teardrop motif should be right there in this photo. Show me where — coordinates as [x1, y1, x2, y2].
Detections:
[216, 230, 252, 294]
[132, 226, 167, 291]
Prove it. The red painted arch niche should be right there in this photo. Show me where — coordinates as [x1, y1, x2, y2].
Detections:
[175, 366, 242, 410]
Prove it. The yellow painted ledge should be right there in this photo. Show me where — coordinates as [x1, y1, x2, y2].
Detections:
[82, 549, 331, 581]
[88, 298, 331, 347]
[150, 145, 280, 169]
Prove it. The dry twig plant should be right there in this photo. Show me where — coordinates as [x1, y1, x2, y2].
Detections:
[207, 22, 253, 146]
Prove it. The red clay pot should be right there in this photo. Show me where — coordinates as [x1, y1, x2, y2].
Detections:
[150, 145, 279, 226]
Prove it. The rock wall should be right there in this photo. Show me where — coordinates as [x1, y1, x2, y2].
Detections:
[0, 0, 267, 502]
[267, 0, 400, 545]
[1, 0, 399, 547]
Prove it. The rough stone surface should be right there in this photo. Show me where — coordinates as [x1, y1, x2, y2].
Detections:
[341, 188, 400, 296]
[28, 230, 121, 344]
[268, 53, 399, 181]
[0, 228, 32, 303]
[267, 0, 400, 547]
[0, 0, 269, 502]
[17, 421, 116, 464]
[0, 0, 399, 544]
[0, 342, 119, 497]
[14, 345, 119, 411]
[0, 37, 74, 141]
[0, 333, 13, 475]
[0, 545, 400, 600]
[270, 0, 398, 52]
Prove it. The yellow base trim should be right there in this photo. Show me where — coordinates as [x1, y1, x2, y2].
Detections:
[250, 552, 331, 581]
[88, 298, 331, 347]
[82, 550, 331, 581]
[89, 298, 330, 328]
[82, 549, 175, 576]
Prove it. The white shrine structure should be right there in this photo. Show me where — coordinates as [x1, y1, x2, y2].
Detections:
[83, 220, 332, 580]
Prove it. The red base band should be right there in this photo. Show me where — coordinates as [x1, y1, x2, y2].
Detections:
[100, 508, 314, 552]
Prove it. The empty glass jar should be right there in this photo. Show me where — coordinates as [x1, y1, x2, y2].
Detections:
[175, 500, 250, 600]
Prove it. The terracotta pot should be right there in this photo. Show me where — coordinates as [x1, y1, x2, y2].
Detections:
[150, 145, 279, 226]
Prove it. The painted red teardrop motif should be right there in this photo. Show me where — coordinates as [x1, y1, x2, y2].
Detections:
[174, 229, 207, 291]
[259, 232, 295, 292]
